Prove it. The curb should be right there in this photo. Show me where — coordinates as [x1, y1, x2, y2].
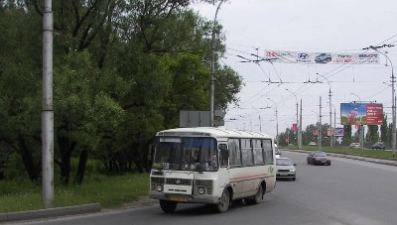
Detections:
[0, 203, 101, 224]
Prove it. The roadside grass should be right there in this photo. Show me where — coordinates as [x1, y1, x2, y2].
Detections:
[288, 145, 396, 160]
[0, 173, 149, 213]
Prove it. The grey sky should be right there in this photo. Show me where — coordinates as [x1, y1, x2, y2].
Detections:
[190, 0, 397, 137]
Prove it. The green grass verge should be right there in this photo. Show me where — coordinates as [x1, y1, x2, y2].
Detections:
[0, 173, 149, 213]
[287, 145, 397, 160]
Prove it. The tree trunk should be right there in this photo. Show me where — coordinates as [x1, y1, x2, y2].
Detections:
[57, 135, 76, 186]
[17, 135, 39, 181]
[74, 149, 89, 185]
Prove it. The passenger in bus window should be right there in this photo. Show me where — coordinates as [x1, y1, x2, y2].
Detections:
[207, 152, 218, 169]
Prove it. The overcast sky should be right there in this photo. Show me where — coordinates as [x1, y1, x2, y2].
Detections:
[190, 0, 397, 137]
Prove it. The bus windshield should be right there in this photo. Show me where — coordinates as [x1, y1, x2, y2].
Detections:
[153, 137, 218, 172]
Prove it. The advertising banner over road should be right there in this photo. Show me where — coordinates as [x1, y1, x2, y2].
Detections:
[265, 50, 379, 65]
[340, 103, 384, 125]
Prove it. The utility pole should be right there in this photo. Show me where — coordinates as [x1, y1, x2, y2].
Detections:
[317, 73, 333, 147]
[286, 89, 299, 148]
[299, 99, 303, 149]
[42, 0, 54, 208]
[268, 98, 279, 146]
[363, 44, 395, 157]
[210, 0, 225, 127]
[319, 96, 322, 151]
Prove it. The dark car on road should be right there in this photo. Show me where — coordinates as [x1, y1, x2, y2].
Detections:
[307, 151, 331, 165]
[372, 142, 385, 150]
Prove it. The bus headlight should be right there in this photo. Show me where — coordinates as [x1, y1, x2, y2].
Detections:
[197, 187, 205, 195]
[156, 184, 163, 192]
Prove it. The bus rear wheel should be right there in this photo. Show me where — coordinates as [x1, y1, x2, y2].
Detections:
[159, 200, 177, 213]
[253, 184, 265, 204]
[246, 184, 265, 205]
[214, 189, 230, 213]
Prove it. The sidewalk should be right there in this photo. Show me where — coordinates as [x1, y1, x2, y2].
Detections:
[0, 203, 101, 224]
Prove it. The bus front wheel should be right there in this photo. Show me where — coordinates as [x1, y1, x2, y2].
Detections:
[159, 200, 177, 213]
[214, 189, 230, 213]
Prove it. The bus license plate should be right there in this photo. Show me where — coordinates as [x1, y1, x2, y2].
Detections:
[169, 196, 188, 202]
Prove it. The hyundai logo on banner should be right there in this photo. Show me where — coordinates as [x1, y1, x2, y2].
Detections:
[298, 53, 309, 59]
[296, 53, 310, 63]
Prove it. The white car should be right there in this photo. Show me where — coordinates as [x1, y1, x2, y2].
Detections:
[276, 157, 296, 181]
[349, 143, 361, 148]
[308, 141, 317, 146]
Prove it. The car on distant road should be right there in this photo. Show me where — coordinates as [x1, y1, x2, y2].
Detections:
[349, 142, 361, 148]
[307, 151, 331, 166]
[308, 141, 317, 146]
[276, 157, 297, 181]
[372, 142, 386, 150]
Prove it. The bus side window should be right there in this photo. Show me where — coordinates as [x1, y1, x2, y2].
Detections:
[219, 144, 228, 167]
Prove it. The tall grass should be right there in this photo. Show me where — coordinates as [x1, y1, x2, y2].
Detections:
[0, 173, 149, 213]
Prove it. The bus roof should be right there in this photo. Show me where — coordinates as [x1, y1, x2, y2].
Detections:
[156, 127, 273, 139]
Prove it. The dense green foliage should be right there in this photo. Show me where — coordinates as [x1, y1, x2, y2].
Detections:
[0, 0, 243, 184]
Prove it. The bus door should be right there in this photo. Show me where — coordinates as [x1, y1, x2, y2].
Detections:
[217, 143, 230, 192]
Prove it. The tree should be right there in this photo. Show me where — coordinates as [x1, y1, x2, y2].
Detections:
[0, 4, 43, 181]
[380, 114, 388, 145]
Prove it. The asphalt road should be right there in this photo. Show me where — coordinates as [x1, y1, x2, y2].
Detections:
[8, 151, 397, 225]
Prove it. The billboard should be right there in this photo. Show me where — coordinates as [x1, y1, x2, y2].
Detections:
[327, 127, 344, 136]
[340, 103, 383, 125]
[334, 128, 344, 137]
[265, 50, 379, 65]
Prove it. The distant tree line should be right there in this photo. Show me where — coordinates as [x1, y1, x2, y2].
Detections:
[278, 114, 391, 147]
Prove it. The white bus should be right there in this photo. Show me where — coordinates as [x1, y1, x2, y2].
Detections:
[148, 127, 277, 213]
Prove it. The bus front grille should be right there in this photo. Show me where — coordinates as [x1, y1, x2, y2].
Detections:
[166, 178, 192, 185]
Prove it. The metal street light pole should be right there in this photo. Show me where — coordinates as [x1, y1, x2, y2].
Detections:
[42, 0, 54, 208]
[316, 73, 333, 147]
[363, 45, 395, 157]
[252, 106, 262, 132]
[311, 110, 321, 150]
[268, 98, 279, 146]
[210, 0, 225, 127]
[285, 89, 299, 148]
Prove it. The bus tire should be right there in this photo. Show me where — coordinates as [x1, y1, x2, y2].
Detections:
[159, 200, 177, 213]
[246, 183, 265, 205]
[214, 189, 230, 213]
[253, 183, 265, 204]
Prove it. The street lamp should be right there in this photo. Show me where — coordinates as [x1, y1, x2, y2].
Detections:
[363, 45, 395, 157]
[350, 92, 362, 102]
[210, 0, 226, 127]
[285, 88, 299, 148]
[268, 98, 279, 147]
[317, 73, 333, 147]
[311, 110, 322, 151]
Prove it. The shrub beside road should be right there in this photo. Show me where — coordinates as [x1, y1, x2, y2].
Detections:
[0, 173, 149, 213]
